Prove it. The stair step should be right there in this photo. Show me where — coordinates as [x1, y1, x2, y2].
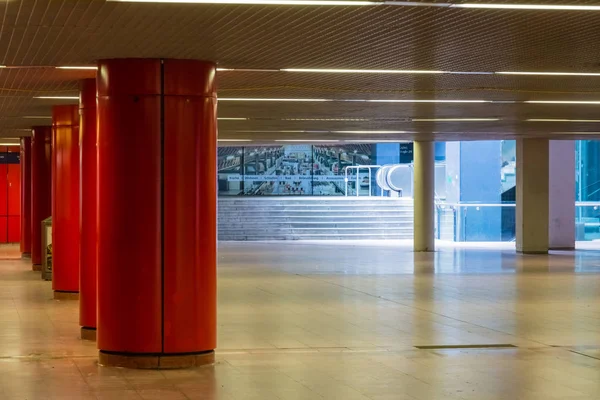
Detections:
[219, 235, 414, 241]
[218, 196, 418, 241]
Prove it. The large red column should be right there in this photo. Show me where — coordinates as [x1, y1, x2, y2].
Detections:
[79, 79, 97, 340]
[20, 137, 32, 257]
[97, 59, 217, 369]
[52, 105, 80, 299]
[30, 127, 52, 269]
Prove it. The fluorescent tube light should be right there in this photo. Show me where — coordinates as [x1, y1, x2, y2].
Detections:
[334, 130, 409, 134]
[219, 98, 331, 102]
[345, 140, 409, 143]
[367, 99, 488, 103]
[219, 98, 488, 103]
[282, 68, 445, 74]
[216, 117, 499, 122]
[34, 96, 79, 100]
[217, 68, 280, 72]
[64, 0, 600, 11]
[526, 100, 600, 105]
[412, 118, 499, 122]
[56, 66, 98, 70]
[275, 139, 340, 142]
[281, 118, 371, 121]
[233, 130, 328, 133]
[455, 3, 600, 11]
[108, 0, 375, 5]
[498, 71, 600, 76]
[528, 119, 600, 122]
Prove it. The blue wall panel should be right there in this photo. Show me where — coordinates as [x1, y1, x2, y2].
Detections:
[459, 141, 502, 241]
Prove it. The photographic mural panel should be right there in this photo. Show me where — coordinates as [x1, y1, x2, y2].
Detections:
[217, 144, 379, 196]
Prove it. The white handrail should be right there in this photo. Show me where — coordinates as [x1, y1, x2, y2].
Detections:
[440, 203, 516, 208]
[344, 165, 381, 196]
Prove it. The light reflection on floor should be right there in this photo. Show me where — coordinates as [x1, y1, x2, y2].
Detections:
[1, 242, 600, 399]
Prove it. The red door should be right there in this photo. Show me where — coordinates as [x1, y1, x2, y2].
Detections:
[8, 164, 20, 216]
[8, 216, 19, 243]
[0, 216, 8, 243]
[7, 149, 21, 243]
[0, 164, 8, 226]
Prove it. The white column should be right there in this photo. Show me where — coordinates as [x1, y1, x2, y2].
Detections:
[414, 141, 435, 252]
[516, 138, 549, 254]
[549, 140, 575, 250]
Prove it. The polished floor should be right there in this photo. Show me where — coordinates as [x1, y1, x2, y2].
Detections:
[2, 242, 600, 399]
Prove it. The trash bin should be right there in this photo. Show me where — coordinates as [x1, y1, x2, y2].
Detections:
[41, 217, 52, 281]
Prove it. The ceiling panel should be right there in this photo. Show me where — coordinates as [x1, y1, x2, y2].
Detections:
[1, 0, 600, 140]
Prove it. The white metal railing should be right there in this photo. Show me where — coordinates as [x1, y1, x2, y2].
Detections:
[343, 163, 446, 198]
[439, 202, 515, 208]
[576, 201, 600, 207]
[343, 165, 381, 197]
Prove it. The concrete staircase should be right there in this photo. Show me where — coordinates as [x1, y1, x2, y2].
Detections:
[218, 197, 414, 241]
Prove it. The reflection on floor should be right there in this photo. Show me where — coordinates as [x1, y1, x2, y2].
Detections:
[2, 242, 600, 399]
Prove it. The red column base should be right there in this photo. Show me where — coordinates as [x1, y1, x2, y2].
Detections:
[53, 291, 79, 300]
[21, 253, 31, 258]
[98, 350, 215, 369]
[32, 264, 42, 271]
[81, 327, 97, 341]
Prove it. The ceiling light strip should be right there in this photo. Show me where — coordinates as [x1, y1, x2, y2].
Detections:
[412, 118, 499, 122]
[275, 139, 340, 142]
[528, 119, 600, 122]
[233, 130, 329, 133]
[220, 98, 600, 104]
[280, 68, 496, 75]
[216, 117, 498, 121]
[345, 140, 410, 143]
[34, 96, 79, 100]
[334, 130, 409, 134]
[526, 100, 600, 105]
[454, 3, 600, 11]
[217, 68, 280, 72]
[354, 99, 490, 103]
[223, 129, 414, 134]
[0, 64, 596, 77]
[33, 96, 600, 105]
[282, 68, 445, 74]
[107, 0, 600, 11]
[219, 98, 490, 103]
[56, 66, 98, 70]
[498, 71, 600, 76]
[108, 0, 375, 5]
[219, 98, 332, 102]
[281, 118, 372, 121]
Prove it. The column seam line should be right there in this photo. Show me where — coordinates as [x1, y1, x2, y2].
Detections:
[160, 59, 165, 354]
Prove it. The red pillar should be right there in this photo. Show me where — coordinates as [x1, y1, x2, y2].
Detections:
[79, 79, 97, 340]
[52, 105, 80, 298]
[97, 59, 217, 369]
[31, 127, 52, 269]
[20, 137, 32, 257]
